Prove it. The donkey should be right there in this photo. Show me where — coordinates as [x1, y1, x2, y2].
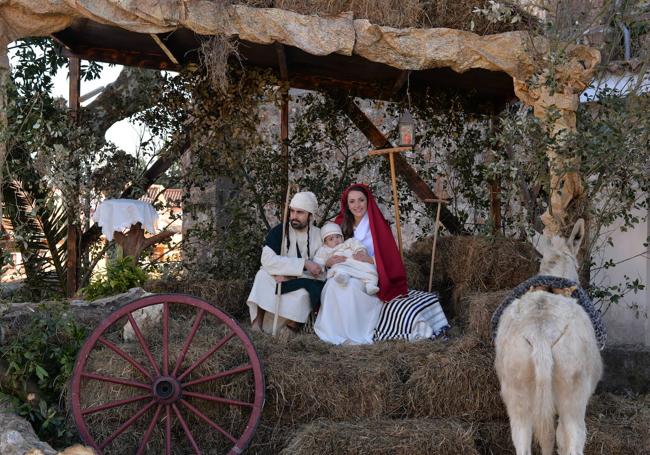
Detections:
[494, 219, 603, 455]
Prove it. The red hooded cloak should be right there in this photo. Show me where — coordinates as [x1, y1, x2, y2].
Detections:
[334, 184, 408, 302]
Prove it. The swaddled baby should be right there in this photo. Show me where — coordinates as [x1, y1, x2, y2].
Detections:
[314, 222, 379, 295]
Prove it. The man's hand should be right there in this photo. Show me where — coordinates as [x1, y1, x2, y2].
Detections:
[274, 275, 289, 283]
[325, 255, 346, 268]
[304, 260, 323, 277]
[352, 251, 374, 264]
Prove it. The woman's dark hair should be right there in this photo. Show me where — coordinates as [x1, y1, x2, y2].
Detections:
[340, 185, 369, 239]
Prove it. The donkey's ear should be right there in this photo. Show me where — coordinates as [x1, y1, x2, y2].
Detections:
[568, 218, 585, 255]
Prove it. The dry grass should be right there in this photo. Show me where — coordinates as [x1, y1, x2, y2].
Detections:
[72, 313, 509, 453]
[406, 235, 538, 318]
[280, 418, 479, 454]
[144, 277, 250, 320]
[463, 290, 509, 342]
[245, 0, 531, 34]
[404, 335, 506, 421]
[199, 35, 242, 95]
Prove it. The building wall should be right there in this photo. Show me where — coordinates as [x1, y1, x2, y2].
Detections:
[597, 205, 649, 346]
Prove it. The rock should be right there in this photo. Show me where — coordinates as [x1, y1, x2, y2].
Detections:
[0, 404, 56, 455]
[1, 288, 150, 344]
[57, 444, 96, 455]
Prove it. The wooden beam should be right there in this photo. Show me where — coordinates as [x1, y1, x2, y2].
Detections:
[335, 94, 465, 235]
[66, 56, 81, 297]
[368, 146, 412, 156]
[150, 33, 179, 65]
[391, 70, 411, 96]
[275, 43, 289, 81]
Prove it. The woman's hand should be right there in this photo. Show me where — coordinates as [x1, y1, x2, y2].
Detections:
[325, 255, 346, 268]
[353, 251, 374, 264]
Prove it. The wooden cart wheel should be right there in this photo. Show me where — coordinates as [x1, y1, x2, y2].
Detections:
[70, 294, 264, 454]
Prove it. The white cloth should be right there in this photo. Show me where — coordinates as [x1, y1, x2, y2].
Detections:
[247, 224, 322, 324]
[353, 213, 374, 257]
[315, 225, 382, 345]
[320, 222, 342, 241]
[290, 191, 318, 214]
[313, 239, 378, 293]
[314, 278, 383, 345]
[93, 199, 158, 241]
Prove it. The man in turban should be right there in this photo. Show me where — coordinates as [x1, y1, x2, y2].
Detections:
[247, 191, 324, 333]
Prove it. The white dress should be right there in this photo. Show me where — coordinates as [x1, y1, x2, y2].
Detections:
[314, 214, 383, 345]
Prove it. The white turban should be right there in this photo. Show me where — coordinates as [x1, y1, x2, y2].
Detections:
[290, 191, 318, 215]
[320, 222, 342, 241]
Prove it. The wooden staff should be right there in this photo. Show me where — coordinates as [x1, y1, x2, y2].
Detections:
[272, 184, 293, 336]
[369, 146, 411, 257]
[424, 177, 448, 293]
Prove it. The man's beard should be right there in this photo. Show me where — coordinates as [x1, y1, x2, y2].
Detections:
[290, 219, 309, 230]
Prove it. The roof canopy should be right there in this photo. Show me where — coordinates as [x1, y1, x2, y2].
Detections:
[0, 2, 599, 111]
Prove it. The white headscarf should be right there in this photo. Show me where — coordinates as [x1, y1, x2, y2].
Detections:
[290, 191, 318, 215]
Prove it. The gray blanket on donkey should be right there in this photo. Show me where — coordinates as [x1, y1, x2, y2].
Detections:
[490, 275, 606, 349]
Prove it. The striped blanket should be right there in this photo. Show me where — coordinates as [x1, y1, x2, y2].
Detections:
[373, 290, 450, 342]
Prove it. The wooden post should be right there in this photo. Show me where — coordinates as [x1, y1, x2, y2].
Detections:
[424, 178, 449, 293]
[369, 146, 412, 257]
[66, 56, 81, 297]
[276, 44, 290, 216]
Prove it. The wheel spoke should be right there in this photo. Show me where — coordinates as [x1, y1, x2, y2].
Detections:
[98, 399, 156, 450]
[171, 308, 206, 376]
[127, 312, 161, 376]
[183, 391, 253, 408]
[172, 403, 202, 454]
[183, 364, 253, 388]
[162, 303, 169, 376]
[178, 331, 236, 381]
[165, 405, 172, 455]
[82, 394, 152, 416]
[98, 336, 152, 380]
[180, 398, 238, 444]
[136, 404, 163, 455]
[81, 372, 150, 390]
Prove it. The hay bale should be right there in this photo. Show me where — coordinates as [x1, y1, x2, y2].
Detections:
[463, 290, 509, 343]
[404, 336, 506, 421]
[475, 394, 650, 455]
[144, 277, 250, 320]
[280, 418, 479, 455]
[407, 235, 538, 318]
[403, 256, 427, 291]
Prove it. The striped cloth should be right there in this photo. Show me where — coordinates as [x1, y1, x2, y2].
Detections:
[374, 290, 450, 342]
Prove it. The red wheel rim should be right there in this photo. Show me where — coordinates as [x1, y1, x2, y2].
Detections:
[70, 294, 265, 454]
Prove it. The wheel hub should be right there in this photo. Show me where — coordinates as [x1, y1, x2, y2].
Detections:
[152, 376, 181, 403]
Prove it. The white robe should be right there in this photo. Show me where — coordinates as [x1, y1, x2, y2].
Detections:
[247, 224, 322, 326]
[315, 225, 383, 345]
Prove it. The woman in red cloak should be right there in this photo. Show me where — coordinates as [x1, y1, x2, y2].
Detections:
[314, 184, 408, 344]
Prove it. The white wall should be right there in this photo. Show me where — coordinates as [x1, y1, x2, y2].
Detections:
[595, 205, 649, 346]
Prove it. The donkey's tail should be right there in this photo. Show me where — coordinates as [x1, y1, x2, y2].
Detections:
[527, 331, 556, 449]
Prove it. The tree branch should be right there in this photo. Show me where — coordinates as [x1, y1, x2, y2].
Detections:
[82, 67, 164, 137]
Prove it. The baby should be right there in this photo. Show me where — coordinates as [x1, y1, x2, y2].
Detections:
[314, 222, 379, 295]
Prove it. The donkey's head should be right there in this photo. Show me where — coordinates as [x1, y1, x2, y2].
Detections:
[532, 219, 585, 282]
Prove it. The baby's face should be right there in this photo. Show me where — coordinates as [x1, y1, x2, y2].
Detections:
[324, 234, 343, 248]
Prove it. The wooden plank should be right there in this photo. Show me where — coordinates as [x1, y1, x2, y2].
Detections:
[335, 94, 466, 234]
[368, 146, 412, 156]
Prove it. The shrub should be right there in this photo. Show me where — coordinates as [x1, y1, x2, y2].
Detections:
[82, 256, 147, 300]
